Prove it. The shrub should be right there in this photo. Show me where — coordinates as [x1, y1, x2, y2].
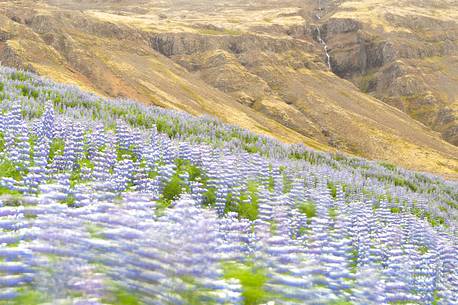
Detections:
[49, 138, 65, 161]
[418, 245, 429, 255]
[102, 286, 142, 305]
[202, 187, 217, 207]
[298, 201, 317, 222]
[0, 132, 5, 152]
[117, 146, 138, 162]
[223, 262, 268, 305]
[234, 181, 259, 221]
[162, 175, 189, 203]
[328, 207, 338, 219]
[390, 207, 402, 214]
[0, 159, 22, 181]
[327, 181, 337, 198]
[7, 290, 47, 305]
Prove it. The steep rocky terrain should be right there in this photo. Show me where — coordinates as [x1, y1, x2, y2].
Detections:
[321, 0, 458, 146]
[0, 0, 457, 177]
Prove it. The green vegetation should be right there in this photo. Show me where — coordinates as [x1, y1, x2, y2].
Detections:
[157, 159, 211, 209]
[328, 207, 338, 219]
[62, 194, 76, 206]
[0, 159, 22, 181]
[237, 181, 260, 221]
[329, 300, 354, 305]
[16, 84, 39, 99]
[393, 177, 418, 192]
[432, 290, 440, 305]
[85, 222, 103, 238]
[327, 181, 337, 198]
[49, 138, 65, 161]
[117, 145, 139, 162]
[270, 220, 278, 234]
[0, 131, 5, 152]
[298, 201, 317, 223]
[102, 286, 143, 305]
[390, 207, 402, 214]
[4, 290, 47, 305]
[243, 144, 262, 154]
[349, 248, 359, 274]
[175, 159, 206, 182]
[224, 180, 260, 221]
[380, 162, 396, 171]
[178, 276, 218, 305]
[0, 187, 22, 196]
[418, 245, 429, 255]
[10, 72, 29, 82]
[223, 262, 268, 305]
[202, 187, 217, 207]
[69, 158, 94, 188]
[282, 172, 293, 194]
[162, 175, 189, 202]
[28, 135, 37, 164]
[267, 172, 275, 192]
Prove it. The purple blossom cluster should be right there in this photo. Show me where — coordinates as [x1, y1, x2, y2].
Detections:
[0, 67, 457, 305]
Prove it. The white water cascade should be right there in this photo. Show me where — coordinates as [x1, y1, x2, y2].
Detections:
[316, 26, 332, 70]
[315, 0, 332, 71]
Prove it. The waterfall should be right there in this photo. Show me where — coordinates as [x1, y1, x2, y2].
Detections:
[315, 0, 332, 71]
[316, 27, 332, 70]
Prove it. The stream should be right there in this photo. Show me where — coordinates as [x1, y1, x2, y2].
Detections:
[316, 0, 332, 71]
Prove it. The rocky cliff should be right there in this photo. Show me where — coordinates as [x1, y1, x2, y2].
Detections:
[319, 0, 458, 145]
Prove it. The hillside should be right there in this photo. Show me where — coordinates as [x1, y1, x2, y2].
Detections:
[325, 0, 458, 145]
[0, 66, 457, 304]
[0, 0, 457, 177]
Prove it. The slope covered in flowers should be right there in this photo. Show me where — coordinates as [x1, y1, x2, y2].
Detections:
[0, 66, 457, 305]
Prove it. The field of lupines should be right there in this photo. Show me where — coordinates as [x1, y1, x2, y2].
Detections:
[0, 65, 457, 305]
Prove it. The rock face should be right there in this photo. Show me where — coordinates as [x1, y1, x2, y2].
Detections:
[0, 0, 457, 176]
[321, 0, 458, 146]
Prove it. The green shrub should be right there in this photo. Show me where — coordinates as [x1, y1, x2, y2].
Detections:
[62, 194, 76, 206]
[380, 162, 396, 171]
[162, 175, 189, 203]
[175, 158, 205, 182]
[329, 300, 354, 305]
[202, 187, 217, 207]
[0, 159, 22, 181]
[432, 290, 440, 305]
[49, 138, 65, 161]
[5, 290, 47, 305]
[117, 146, 138, 162]
[418, 245, 429, 255]
[0, 187, 22, 196]
[298, 201, 317, 222]
[103, 287, 142, 305]
[390, 207, 402, 214]
[187, 164, 204, 181]
[267, 175, 275, 192]
[328, 207, 338, 219]
[243, 144, 261, 154]
[237, 199, 259, 221]
[10, 72, 29, 82]
[236, 181, 259, 221]
[327, 181, 337, 198]
[223, 262, 268, 305]
[0, 132, 5, 152]
[282, 174, 292, 193]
